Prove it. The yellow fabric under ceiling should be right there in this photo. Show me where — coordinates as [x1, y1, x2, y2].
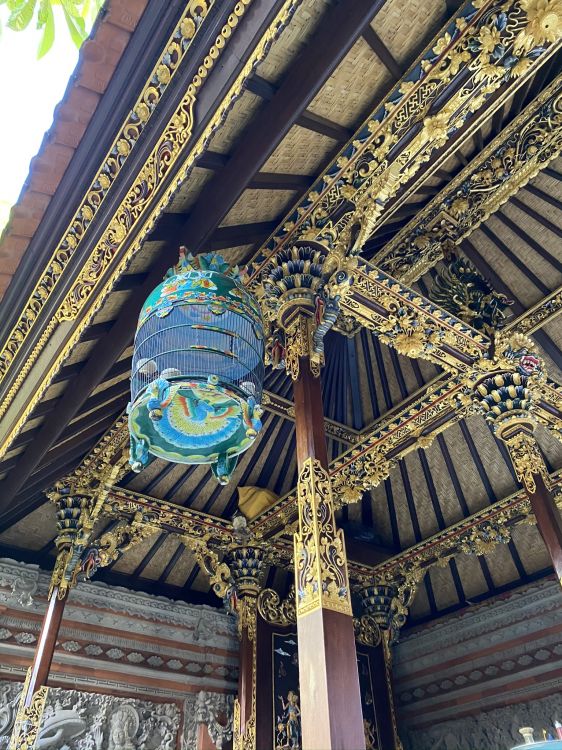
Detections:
[238, 486, 279, 520]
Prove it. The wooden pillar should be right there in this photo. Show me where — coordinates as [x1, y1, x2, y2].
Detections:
[234, 600, 257, 750]
[496, 417, 562, 584]
[356, 584, 403, 750]
[292, 350, 365, 750]
[476, 357, 562, 587]
[9, 579, 69, 749]
[259, 239, 364, 748]
[24, 586, 68, 704]
[526, 472, 562, 584]
[229, 546, 266, 750]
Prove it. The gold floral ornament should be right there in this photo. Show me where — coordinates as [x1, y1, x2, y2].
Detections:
[378, 305, 442, 359]
[422, 112, 451, 148]
[458, 520, 511, 555]
[375, 77, 562, 286]
[515, 0, 562, 53]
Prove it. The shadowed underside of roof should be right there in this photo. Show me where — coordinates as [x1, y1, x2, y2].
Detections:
[0, 0, 560, 623]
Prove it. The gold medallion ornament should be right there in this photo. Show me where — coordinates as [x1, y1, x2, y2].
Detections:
[294, 459, 352, 617]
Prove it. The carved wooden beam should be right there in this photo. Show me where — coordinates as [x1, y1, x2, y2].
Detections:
[339, 258, 489, 372]
[246, 0, 562, 287]
[507, 285, 562, 338]
[0, 0, 303, 462]
[350, 470, 562, 586]
[262, 391, 361, 444]
[249, 294, 562, 540]
[103, 485, 236, 546]
[99, 470, 562, 594]
[373, 74, 562, 284]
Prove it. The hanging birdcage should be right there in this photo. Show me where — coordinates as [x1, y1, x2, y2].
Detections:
[128, 248, 265, 484]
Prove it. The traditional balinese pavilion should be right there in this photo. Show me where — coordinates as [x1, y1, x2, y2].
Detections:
[0, 0, 561, 748]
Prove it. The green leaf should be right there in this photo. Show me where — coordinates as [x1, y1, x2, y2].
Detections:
[60, 0, 81, 15]
[62, 4, 85, 47]
[7, 0, 36, 30]
[37, 0, 49, 26]
[37, 1, 54, 57]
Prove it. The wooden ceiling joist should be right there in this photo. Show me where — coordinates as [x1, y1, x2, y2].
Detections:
[172, 0, 388, 254]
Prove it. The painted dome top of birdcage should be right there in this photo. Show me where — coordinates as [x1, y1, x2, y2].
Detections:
[138, 249, 261, 330]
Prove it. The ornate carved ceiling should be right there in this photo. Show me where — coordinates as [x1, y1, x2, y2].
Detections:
[0, 0, 560, 623]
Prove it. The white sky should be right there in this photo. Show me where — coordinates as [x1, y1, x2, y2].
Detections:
[0, 10, 86, 233]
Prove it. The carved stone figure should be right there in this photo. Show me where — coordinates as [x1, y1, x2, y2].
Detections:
[0, 681, 179, 750]
[183, 691, 234, 750]
[36, 702, 87, 748]
[108, 705, 139, 750]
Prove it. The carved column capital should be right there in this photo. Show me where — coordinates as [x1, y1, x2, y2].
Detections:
[355, 574, 420, 647]
[227, 545, 267, 643]
[227, 545, 266, 750]
[257, 240, 355, 379]
[472, 338, 551, 494]
[47, 484, 97, 599]
[48, 478, 155, 598]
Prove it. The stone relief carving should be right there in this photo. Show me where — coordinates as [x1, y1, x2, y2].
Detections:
[403, 692, 562, 750]
[0, 559, 39, 609]
[0, 558, 236, 647]
[182, 691, 234, 750]
[0, 681, 180, 749]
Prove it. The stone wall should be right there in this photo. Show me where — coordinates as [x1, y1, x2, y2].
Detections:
[395, 577, 562, 749]
[0, 679, 233, 749]
[402, 692, 562, 750]
[0, 557, 238, 699]
[0, 557, 238, 749]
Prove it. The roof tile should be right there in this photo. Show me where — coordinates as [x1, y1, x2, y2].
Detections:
[0, 0, 146, 301]
[106, 0, 149, 32]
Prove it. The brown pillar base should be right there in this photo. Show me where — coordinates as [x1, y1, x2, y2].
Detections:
[298, 608, 365, 750]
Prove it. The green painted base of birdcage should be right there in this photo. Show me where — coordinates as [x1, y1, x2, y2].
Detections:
[128, 376, 263, 484]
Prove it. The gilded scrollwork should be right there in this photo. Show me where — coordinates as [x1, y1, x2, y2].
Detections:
[351, 473, 562, 591]
[374, 77, 562, 283]
[257, 586, 296, 625]
[339, 260, 488, 373]
[354, 613, 382, 647]
[0, 0, 219, 384]
[500, 425, 551, 494]
[294, 459, 352, 617]
[457, 519, 512, 555]
[190, 538, 234, 600]
[8, 669, 49, 750]
[247, 0, 561, 289]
